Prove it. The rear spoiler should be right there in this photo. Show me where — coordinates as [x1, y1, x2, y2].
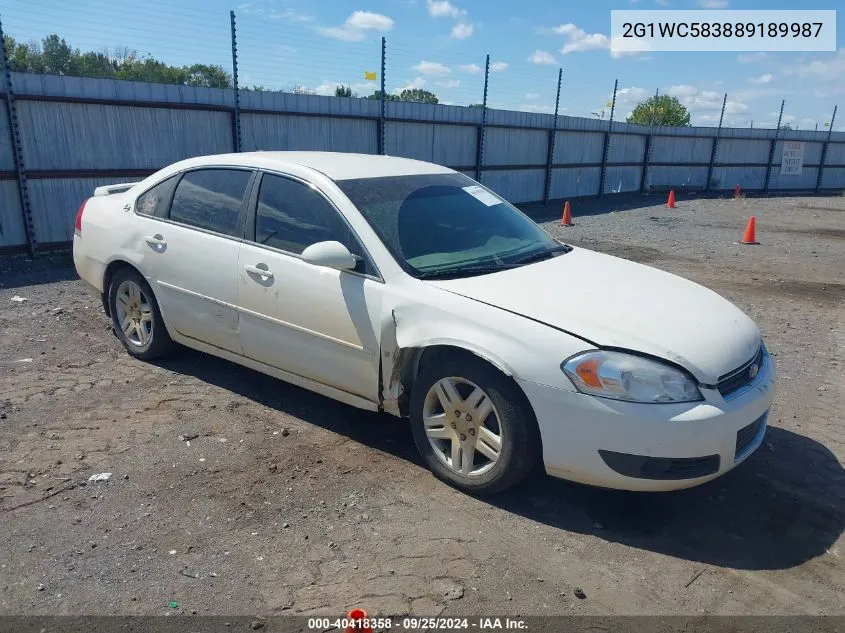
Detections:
[93, 182, 139, 197]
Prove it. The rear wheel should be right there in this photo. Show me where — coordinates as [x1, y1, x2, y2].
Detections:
[410, 354, 541, 495]
[108, 268, 174, 360]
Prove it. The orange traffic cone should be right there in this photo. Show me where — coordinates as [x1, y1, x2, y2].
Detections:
[666, 190, 676, 209]
[345, 608, 372, 633]
[733, 184, 742, 199]
[740, 216, 758, 245]
[561, 200, 573, 226]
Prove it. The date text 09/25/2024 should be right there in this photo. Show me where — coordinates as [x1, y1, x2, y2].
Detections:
[307, 616, 528, 630]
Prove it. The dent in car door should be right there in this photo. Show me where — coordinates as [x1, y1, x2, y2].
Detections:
[236, 172, 382, 400]
[133, 168, 254, 354]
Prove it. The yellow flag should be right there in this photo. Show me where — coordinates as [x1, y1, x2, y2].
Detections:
[606, 100, 613, 108]
[364, 71, 377, 81]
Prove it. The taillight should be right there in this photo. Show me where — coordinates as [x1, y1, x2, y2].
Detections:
[74, 200, 88, 235]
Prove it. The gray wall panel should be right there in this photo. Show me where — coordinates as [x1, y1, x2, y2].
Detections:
[716, 138, 771, 165]
[484, 128, 548, 166]
[481, 169, 545, 203]
[0, 105, 14, 171]
[28, 177, 133, 244]
[603, 166, 641, 193]
[820, 167, 845, 189]
[241, 114, 377, 153]
[710, 166, 767, 190]
[384, 122, 476, 167]
[823, 142, 845, 165]
[549, 167, 601, 199]
[607, 134, 645, 163]
[0, 181, 26, 248]
[650, 136, 712, 164]
[554, 132, 603, 164]
[647, 166, 709, 189]
[16, 102, 233, 170]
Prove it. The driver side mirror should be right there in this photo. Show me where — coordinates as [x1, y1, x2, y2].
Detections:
[300, 241, 358, 271]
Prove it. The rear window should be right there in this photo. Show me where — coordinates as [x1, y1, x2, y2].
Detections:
[169, 169, 252, 237]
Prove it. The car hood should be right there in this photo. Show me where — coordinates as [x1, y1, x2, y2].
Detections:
[425, 247, 761, 384]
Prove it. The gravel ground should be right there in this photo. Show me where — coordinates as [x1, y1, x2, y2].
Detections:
[0, 192, 843, 618]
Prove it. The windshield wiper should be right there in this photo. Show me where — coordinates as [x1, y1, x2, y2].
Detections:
[416, 264, 512, 280]
[510, 244, 572, 266]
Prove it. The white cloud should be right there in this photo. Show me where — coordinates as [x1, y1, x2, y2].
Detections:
[609, 35, 649, 58]
[310, 80, 377, 96]
[784, 48, 845, 82]
[698, 0, 728, 7]
[394, 77, 427, 93]
[525, 92, 540, 99]
[490, 61, 508, 73]
[268, 8, 314, 22]
[451, 22, 473, 39]
[749, 73, 773, 84]
[613, 86, 649, 107]
[348, 10, 394, 30]
[426, 0, 465, 18]
[519, 104, 555, 113]
[318, 11, 394, 41]
[414, 60, 451, 75]
[667, 84, 749, 115]
[554, 23, 610, 54]
[528, 50, 557, 65]
[459, 64, 483, 74]
[666, 84, 698, 98]
[437, 79, 461, 88]
[737, 52, 767, 63]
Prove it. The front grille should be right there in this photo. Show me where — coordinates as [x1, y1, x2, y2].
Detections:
[717, 345, 764, 398]
[735, 414, 766, 460]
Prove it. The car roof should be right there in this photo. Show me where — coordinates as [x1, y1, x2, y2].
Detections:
[169, 151, 455, 181]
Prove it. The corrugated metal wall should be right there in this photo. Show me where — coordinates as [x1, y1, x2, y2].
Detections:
[1, 72, 844, 251]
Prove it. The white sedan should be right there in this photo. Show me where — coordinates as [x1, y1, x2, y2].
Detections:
[73, 152, 776, 495]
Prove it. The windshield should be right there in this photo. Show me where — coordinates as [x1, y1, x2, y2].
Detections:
[336, 173, 565, 279]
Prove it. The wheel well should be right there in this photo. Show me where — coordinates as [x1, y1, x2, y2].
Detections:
[396, 345, 509, 417]
[101, 260, 140, 317]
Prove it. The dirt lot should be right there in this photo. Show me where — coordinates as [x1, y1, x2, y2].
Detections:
[1, 192, 843, 618]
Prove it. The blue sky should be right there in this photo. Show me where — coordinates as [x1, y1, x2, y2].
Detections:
[1, 0, 843, 129]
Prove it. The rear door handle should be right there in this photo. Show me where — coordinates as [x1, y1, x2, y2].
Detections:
[244, 264, 274, 279]
[145, 234, 167, 248]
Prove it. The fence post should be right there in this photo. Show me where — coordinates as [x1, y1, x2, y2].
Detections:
[705, 93, 727, 192]
[764, 99, 785, 191]
[815, 105, 837, 193]
[229, 10, 241, 153]
[543, 68, 562, 205]
[0, 16, 37, 257]
[378, 36, 386, 155]
[639, 88, 659, 193]
[598, 79, 618, 197]
[474, 54, 490, 182]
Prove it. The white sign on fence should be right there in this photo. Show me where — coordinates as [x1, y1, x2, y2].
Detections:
[780, 141, 805, 176]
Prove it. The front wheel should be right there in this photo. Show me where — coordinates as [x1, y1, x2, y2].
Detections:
[409, 354, 541, 495]
[108, 268, 175, 360]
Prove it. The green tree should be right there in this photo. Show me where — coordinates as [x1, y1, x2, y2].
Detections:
[398, 88, 438, 104]
[334, 84, 353, 97]
[40, 34, 74, 75]
[468, 103, 484, 108]
[184, 64, 232, 88]
[626, 94, 691, 127]
[365, 90, 398, 101]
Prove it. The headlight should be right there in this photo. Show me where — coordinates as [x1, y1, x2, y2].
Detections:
[562, 351, 703, 403]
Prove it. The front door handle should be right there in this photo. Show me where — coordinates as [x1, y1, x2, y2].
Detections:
[145, 234, 167, 248]
[244, 263, 274, 279]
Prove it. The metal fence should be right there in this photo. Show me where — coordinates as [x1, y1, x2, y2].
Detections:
[1, 8, 844, 256]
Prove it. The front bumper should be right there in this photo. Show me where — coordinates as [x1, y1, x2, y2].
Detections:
[518, 350, 776, 492]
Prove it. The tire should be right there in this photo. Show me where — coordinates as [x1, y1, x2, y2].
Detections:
[108, 267, 175, 360]
[409, 353, 541, 495]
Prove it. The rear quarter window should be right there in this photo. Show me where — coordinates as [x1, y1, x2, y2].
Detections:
[135, 175, 179, 218]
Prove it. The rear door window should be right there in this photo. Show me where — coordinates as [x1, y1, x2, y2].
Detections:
[169, 169, 252, 237]
[135, 175, 179, 218]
